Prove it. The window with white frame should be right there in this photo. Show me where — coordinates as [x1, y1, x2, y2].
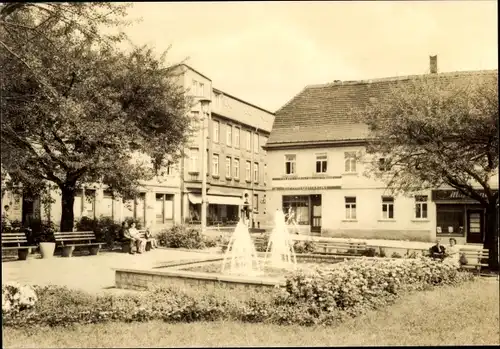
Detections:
[225, 157, 231, 178]
[345, 197, 356, 220]
[234, 158, 240, 179]
[253, 162, 259, 183]
[381, 196, 394, 219]
[253, 133, 259, 153]
[285, 154, 296, 175]
[189, 149, 198, 172]
[212, 154, 219, 176]
[344, 152, 357, 173]
[234, 127, 240, 148]
[155, 193, 174, 224]
[213, 120, 220, 143]
[245, 130, 251, 150]
[315, 153, 327, 173]
[226, 124, 232, 146]
[245, 161, 251, 181]
[415, 195, 428, 219]
[166, 161, 175, 175]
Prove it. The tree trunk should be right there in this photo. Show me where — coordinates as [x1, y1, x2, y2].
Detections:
[60, 185, 76, 232]
[483, 201, 499, 271]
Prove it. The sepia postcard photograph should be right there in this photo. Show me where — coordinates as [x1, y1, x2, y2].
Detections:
[1, 1, 498, 347]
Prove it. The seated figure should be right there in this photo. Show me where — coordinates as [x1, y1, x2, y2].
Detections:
[429, 239, 446, 260]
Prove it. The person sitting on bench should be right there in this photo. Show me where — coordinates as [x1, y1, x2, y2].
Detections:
[144, 226, 158, 249]
[429, 239, 446, 260]
[127, 222, 146, 254]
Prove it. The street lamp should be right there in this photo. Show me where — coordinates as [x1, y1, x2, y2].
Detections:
[199, 98, 211, 234]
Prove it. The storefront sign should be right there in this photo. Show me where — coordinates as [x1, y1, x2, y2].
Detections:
[272, 186, 341, 191]
[432, 189, 498, 202]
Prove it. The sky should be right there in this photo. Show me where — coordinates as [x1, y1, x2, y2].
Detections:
[122, 1, 498, 112]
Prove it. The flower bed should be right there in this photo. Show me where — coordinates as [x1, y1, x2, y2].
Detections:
[2, 257, 474, 328]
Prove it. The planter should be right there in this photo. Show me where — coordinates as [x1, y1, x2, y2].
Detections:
[39, 242, 56, 259]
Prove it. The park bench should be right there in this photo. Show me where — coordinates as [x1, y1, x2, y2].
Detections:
[1, 231, 36, 260]
[314, 241, 367, 255]
[54, 231, 104, 257]
[458, 248, 489, 274]
[120, 230, 155, 253]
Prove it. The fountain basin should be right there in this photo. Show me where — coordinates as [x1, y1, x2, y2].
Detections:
[114, 253, 346, 291]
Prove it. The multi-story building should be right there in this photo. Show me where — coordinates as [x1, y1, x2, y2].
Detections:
[171, 64, 274, 228]
[1, 64, 275, 231]
[264, 58, 497, 244]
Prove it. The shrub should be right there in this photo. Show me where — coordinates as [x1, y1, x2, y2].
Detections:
[75, 216, 121, 247]
[379, 247, 387, 258]
[391, 252, 402, 258]
[22, 219, 57, 244]
[123, 217, 143, 229]
[2, 259, 475, 328]
[157, 225, 206, 249]
[293, 240, 316, 254]
[2, 282, 37, 313]
[283, 257, 474, 319]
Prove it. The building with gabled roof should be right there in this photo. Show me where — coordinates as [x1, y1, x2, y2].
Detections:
[264, 56, 497, 244]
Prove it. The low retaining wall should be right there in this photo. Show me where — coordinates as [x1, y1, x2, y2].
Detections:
[115, 268, 284, 291]
[321, 229, 433, 242]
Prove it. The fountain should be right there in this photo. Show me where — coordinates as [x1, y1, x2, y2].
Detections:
[264, 209, 297, 269]
[220, 219, 261, 276]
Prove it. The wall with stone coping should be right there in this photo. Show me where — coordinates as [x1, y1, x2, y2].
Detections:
[115, 268, 284, 291]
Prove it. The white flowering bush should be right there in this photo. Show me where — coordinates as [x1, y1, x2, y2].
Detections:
[283, 257, 474, 311]
[2, 282, 38, 313]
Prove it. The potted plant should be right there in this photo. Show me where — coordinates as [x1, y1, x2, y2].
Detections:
[37, 221, 56, 259]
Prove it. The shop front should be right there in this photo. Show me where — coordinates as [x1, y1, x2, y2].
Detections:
[187, 193, 242, 226]
[282, 194, 322, 233]
[432, 189, 494, 245]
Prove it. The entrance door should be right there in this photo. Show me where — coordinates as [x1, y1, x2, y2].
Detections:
[466, 210, 484, 244]
[310, 195, 322, 233]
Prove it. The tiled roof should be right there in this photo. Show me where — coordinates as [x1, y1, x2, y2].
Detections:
[268, 70, 498, 146]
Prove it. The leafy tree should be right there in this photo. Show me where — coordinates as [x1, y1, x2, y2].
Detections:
[1, 3, 195, 232]
[354, 72, 499, 270]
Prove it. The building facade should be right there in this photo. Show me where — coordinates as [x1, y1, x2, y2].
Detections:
[264, 62, 498, 244]
[171, 65, 274, 229]
[1, 64, 274, 232]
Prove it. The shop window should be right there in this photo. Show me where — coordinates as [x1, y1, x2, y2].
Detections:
[436, 204, 464, 235]
[282, 195, 309, 225]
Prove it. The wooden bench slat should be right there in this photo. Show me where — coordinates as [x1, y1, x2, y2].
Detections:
[1, 233, 29, 237]
[2, 246, 36, 251]
[54, 231, 94, 234]
[65, 243, 103, 247]
[54, 233, 95, 237]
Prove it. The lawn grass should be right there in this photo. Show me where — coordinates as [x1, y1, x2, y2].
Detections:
[3, 278, 499, 347]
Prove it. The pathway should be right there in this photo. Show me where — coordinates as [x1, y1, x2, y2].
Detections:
[1, 248, 211, 294]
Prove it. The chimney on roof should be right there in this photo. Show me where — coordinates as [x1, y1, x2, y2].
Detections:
[429, 55, 438, 74]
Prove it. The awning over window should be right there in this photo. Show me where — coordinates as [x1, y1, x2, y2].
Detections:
[188, 193, 242, 206]
[208, 195, 243, 206]
[188, 193, 202, 204]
